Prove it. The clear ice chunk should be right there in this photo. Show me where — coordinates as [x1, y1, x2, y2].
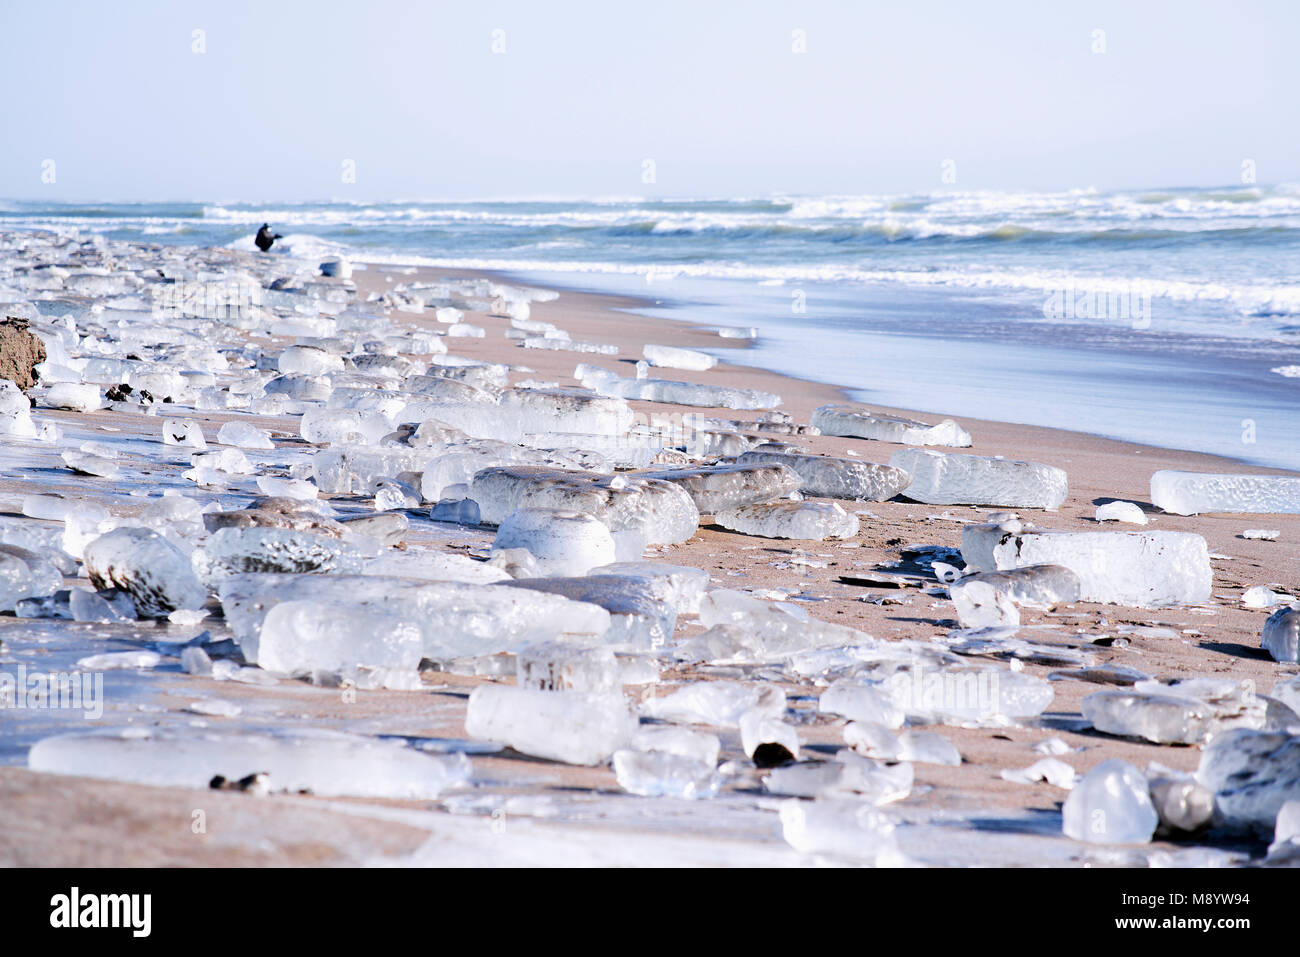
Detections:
[612, 749, 720, 798]
[641, 681, 771, 727]
[576, 363, 781, 410]
[0, 545, 63, 612]
[1151, 470, 1300, 515]
[491, 508, 616, 577]
[1262, 606, 1299, 663]
[258, 600, 424, 676]
[632, 463, 800, 513]
[961, 520, 1211, 608]
[889, 448, 1068, 509]
[642, 343, 717, 371]
[464, 685, 636, 765]
[27, 727, 468, 798]
[219, 573, 610, 663]
[738, 450, 912, 501]
[765, 752, 912, 805]
[779, 799, 904, 864]
[216, 420, 274, 449]
[1095, 501, 1148, 524]
[193, 526, 361, 583]
[588, 561, 710, 614]
[516, 640, 621, 692]
[469, 466, 699, 545]
[716, 501, 859, 540]
[811, 404, 971, 447]
[504, 575, 676, 650]
[1147, 767, 1214, 834]
[83, 527, 207, 618]
[1197, 729, 1300, 834]
[1062, 759, 1158, 844]
[631, 725, 721, 766]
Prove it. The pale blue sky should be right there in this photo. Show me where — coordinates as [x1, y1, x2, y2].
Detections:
[2, 0, 1295, 200]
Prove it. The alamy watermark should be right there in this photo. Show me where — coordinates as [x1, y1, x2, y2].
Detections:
[151, 278, 262, 320]
[1042, 284, 1151, 329]
[885, 666, 1001, 721]
[0, 664, 103, 720]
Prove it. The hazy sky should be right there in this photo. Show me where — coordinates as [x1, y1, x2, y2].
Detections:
[3, 0, 1295, 201]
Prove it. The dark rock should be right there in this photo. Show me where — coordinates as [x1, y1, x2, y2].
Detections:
[0, 317, 46, 391]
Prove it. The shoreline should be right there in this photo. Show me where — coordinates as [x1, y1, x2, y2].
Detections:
[375, 259, 1300, 481]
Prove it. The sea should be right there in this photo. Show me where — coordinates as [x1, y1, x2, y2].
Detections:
[5, 185, 1300, 469]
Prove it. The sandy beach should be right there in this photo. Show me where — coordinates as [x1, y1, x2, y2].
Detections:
[1, 245, 1298, 868]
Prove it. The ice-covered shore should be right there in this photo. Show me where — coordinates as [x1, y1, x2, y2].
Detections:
[1, 229, 1298, 867]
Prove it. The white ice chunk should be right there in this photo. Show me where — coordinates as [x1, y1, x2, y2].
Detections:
[28, 727, 468, 798]
[716, 501, 859, 540]
[464, 685, 635, 765]
[1095, 501, 1148, 524]
[216, 420, 274, 449]
[491, 508, 616, 577]
[1197, 729, 1300, 834]
[811, 404, 972, 447]
[1152, 470, 1300, 515]
[44, 382, 102, 412]
[83, 527, 207, 618]
[961, 521, 1211, 608]
[779, 799, 904, 864]
[612, 749, 720, 798]
[1062, 759, 1158, 844]
[890, 448, 1067, 509]
[1262, 607, 1299, 663]
[737, 450, 911, 502]
[642, 343, 717, 371]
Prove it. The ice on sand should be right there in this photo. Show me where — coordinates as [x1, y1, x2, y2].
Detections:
[779, 799, 905, 864]
[28, 727, 468, 799]
[641, 681, 779, 728]
[575, 363, 781, 410]
[83, 527, 207, 618]
[0, 545, 63, 612]
[504, 575, 676, 649]
[949, 579, 1021, 628]
[953, 564, 1081, 612]
[1095, 501, 1147, 524]
[716, 501, 859, 540]
[1147, 768, 1214, 834]
[1262, 606, 1299, 663]
[1151, 469, 1300, 515]
[633, 463, 800, 513]
[192, 526, 361, 582]
[464, 685, 636, 765]
[642, 343, 717, 371]
[819, 680, 905, 729]
[961, 519, 1211, 608]
[1062, 759, 1158, 844]
[1196, 729, 1300, 834]
[737, 450, 911, 501]
[765, 752, 913, 805]
[256, 600, 425, 677]
[612, 750, 720, 799]
[811, 404, 972, 448]
[516, 641, 621, 693]
[1082, 678, 1263, 745]
[491, 508, 615, 577]
[890, 449, 1067, 509]
[470, 466, 699, 545]
[589, 561, 710, 614]
[219, 574, 610, 664]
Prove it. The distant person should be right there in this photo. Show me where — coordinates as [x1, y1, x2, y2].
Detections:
[254, 223, 282, 252]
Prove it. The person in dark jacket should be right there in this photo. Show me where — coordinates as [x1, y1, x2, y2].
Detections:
[254, 224, 282, 252]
